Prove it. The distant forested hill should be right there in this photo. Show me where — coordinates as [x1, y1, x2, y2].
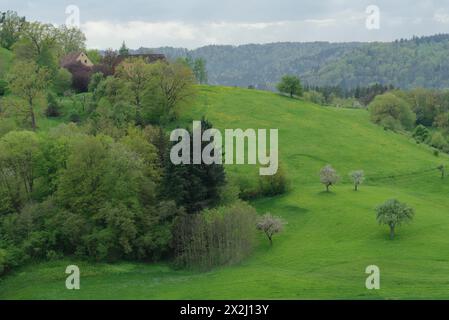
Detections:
[134, 34, 449, 90]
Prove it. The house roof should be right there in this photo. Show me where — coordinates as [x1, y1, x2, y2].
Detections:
[60, 52, 83, 68]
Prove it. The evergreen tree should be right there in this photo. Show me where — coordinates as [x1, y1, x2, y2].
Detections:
[119, 41, 130, 56]
[163, 118, 226, 213]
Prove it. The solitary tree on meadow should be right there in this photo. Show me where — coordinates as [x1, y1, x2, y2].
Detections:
[376, 199, 414, 240]
[350, 170, 365, 191]
[320, 165, 340, 192]
[277, 75, 302, 98]
[256, 213, 287, 246]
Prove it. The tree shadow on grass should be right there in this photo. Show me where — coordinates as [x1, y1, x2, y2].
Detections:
[317, 191, 337, 196]
[279, 204, 309, 215]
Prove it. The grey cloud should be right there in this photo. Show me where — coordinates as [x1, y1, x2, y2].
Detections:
[2, 0, 449, 48]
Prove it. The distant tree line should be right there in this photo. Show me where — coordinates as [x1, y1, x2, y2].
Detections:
[137, 34, 449, 91]
[303, 83, 395, 107]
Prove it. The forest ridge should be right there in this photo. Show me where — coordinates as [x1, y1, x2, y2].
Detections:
[137, 34, 449, 90]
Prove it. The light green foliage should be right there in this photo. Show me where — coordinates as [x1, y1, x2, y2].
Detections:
[276, 75, 302, 98]
[376, 199, 414, 239]
[0, 131, 42, 213]
[86, 49, 102, 65]
[0, 47, 13, 78]
[52, 68, 72, 96]
[303, 90, 325, 105]
[369, 92, 416, 131]
[55, 25, 86, 55]
[56, 135, 142, 214]
[434, 112, 449, 132]
[120, 127, 161, 185]
[146, 61, 197, 124]
[6, 61, 50, 130]
[116, 58, 152, 108]
[429, 131, 449, 152]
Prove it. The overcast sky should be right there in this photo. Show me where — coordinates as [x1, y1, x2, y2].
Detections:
[2, 0, 449, 49]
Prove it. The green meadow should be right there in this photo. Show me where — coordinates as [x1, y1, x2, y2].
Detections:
[1, 86, 449, 299]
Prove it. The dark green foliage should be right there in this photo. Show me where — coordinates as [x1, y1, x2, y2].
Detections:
[147, 42, 361, 90]
[119, 41, 130, 56]
[258, 165, 289, 197]
[193, 58, 208, 84]
[68, 111, 81, 123]
[45, 92, 61, 117]
[147, 35, 449, 90]
[412, 125, 430, 143]
[163, 118, 226, 213]
[304, 83, 394, 106]
[0, 79, 7, 96]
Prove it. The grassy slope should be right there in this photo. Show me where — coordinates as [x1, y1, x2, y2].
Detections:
[2, 86, 449, 299]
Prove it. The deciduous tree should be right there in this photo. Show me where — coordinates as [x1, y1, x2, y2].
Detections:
[349, 170, 365, 191]
[277, 75, 303, 98]
[7, 61, 49, 130]
[256, 213, 287, 246]
[320, 165, 340, 192]
[0, 11, 26, 49]
[376, 199, 414, 240]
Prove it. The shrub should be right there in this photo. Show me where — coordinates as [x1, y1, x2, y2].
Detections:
[45, 92, 61, 117]
[68, 111, 81, 123]
[369, 93, 416, 131]
[303, 90, 325, 105]
[429, 132, 449, 152]
[259, 165, 289, 196]
[412, 125, 430, 143]
[53, 68, 72, 96]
